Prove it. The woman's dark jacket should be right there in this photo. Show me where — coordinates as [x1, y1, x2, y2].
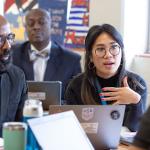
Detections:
[64, 71, 147, 132]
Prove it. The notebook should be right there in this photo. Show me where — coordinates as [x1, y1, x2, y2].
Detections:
[27, 81, 62, 110]
[27, 111, 94, 150]
[49, 105, 125, 150]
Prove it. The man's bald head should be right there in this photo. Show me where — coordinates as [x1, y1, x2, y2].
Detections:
[25, 8, 51, 50]
[25, 8, 51, 23]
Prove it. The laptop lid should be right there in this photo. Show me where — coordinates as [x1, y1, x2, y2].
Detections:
[49, 105, 125, 150]
[27, 111, 94, 150]
[27, 81, 62, 110]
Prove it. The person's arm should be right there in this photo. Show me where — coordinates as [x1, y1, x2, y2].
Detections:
[129, 106, 150, 149]
[100, 77, 145, 105]
[64, 75, 83, 105]
[15, 73, 28, 121]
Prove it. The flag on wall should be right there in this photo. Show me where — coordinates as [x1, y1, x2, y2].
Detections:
[64, 0, 89, 50]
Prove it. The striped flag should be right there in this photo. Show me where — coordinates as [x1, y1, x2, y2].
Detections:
[64, 0, 89, 49]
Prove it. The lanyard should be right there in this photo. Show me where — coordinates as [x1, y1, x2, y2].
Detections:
[95, 77, 107, 105]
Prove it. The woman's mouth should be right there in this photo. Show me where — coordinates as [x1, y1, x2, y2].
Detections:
[103, 62, 115, 68]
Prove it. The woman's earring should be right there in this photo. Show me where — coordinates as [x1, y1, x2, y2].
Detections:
[88, 62, 95, 70]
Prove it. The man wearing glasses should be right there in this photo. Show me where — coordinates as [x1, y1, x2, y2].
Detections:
[0, 15, 28, 137]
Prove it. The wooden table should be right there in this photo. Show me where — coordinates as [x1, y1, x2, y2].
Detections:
[118, 144, 129, 150]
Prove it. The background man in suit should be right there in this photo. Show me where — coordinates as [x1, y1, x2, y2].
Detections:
[0, 15, 28, 136]
[12, 8, 81, 101]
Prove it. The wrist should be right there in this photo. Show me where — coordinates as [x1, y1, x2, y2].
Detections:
[133, 93, 141, 104]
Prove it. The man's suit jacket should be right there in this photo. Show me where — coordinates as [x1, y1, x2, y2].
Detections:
[0, 64, 28, 136]
[12, 41, 81, 99]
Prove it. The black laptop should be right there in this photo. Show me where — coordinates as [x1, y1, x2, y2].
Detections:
[27, 81, 62, 110]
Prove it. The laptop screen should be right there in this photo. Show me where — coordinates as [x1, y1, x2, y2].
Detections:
[27, 81, 62, 110]
[28, 111, 94, 150]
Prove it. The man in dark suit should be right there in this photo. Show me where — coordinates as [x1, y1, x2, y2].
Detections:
[0, 15, 28, 136]
[12, 8, 81, 101]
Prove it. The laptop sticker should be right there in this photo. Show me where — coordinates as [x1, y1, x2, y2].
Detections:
[81, 123, 99, 134]
[28, 92, 46, 101]
[110, 110, 120, 120]
[82, 107, 94, 121]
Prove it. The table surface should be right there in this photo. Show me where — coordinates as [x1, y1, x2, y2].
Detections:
[118, 144, 129, 150]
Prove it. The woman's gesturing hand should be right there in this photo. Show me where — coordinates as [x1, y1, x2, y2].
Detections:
[101, 76, 141, 104]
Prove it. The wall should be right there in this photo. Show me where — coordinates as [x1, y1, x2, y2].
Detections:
[130, 55, 150, 108]
[90, 0, 124, 34]
[124, 0, 149, 68]
[89, 0, 149, 69]
[0, 1, 4, 15]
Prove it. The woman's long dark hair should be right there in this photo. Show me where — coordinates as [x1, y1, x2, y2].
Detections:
[81, 24, 126, 104]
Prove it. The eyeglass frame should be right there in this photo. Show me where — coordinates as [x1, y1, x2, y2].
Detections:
[0, 33, 15, 49]
[94, 44, 121, 58]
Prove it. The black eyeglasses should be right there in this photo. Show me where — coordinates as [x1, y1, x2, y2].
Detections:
[95, 44, 121, 58]
[0, 33, 15, 48]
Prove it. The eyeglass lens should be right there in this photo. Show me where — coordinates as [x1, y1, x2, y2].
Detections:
[0, 33, 15, 48]
[95, 44, 120, 57]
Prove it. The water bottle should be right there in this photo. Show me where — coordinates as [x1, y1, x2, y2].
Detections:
[23, 99, 43, 150]
[3, 122, 27, 150]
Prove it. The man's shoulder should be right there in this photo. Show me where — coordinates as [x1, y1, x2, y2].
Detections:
[52, 42, 81, 59]
[12, 41, 30, 52]
[7, 64, 25, 77]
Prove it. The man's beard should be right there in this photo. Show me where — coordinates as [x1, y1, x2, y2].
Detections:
[0, 49, 12, 73]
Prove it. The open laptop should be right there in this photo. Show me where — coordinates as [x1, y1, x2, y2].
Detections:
[49, 105, 125, 150]
[27, 81, 62, 110]
[27, 111, 94, 150]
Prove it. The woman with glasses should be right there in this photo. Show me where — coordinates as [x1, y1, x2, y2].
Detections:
[64, 24, 147, 132]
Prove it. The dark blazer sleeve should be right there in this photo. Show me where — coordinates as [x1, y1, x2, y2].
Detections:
[123, 72, 147, 131]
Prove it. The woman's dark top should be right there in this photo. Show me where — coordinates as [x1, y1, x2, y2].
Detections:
[64, 71, 147, 132]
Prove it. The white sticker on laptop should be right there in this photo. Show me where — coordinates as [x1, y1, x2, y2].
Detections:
[82, 107, 94, 121]
[28, 92, 46, 101]
[81, 123, 98, 134]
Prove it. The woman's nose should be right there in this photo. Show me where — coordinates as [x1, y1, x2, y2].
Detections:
[103, 49, 113, 58]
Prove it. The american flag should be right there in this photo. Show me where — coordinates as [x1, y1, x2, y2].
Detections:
[64, 0, 89, 49]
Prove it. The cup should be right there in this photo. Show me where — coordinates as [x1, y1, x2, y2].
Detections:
[3, 122, 27, 150]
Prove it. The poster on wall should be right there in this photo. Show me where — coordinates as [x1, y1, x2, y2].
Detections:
[39, 0, 68, 45]
[4, 0, 89, 50]
[64, 0, 89, 50]
[4, 0, 38, 41]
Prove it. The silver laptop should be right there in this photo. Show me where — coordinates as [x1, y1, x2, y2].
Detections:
[27, 111, 94, 150]
[49, 105, 125, 150]
[27, 81, 62, 110]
